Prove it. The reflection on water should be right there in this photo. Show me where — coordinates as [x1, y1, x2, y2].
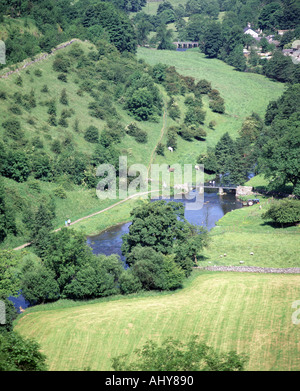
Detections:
[87, 191, 242, 258]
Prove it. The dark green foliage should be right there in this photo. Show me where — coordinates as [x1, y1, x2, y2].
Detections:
[262, 199, 300, 227]
[156, 23, 174, 51]
[166, 127, 177, 150]
[15, 75, 23, 86]
[20, 258, 60, 305]
[57, 73, 68, 83]
[264, 51, 298, 83]
[194, 79, 212, 96]
[0, 249, 19, 299]
[24, 202, 55, 258]
[2, 119, 23, 140]
[257, 84, 300, 194]
[209, 96, 225, 114]
[2, 150, 30, 182]
[59, 88, 68, 105]
[119, 269, 143, 294]
[156, 142, 164, 156]
[202, 21, 223, 58]
[0, 331, 47, 371]
[128, 247, 184, 291]
[125, 122, 148, 143]
[122, 201, 185, 262]
[184, 105, 206, 125]
[112, 335, 248, 371]
[84, 125, 99, 143]
[82, 2, 137, 53]
[52, 55, 71, 73]
[122, 200, 207, 277]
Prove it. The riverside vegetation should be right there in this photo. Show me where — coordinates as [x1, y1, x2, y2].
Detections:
[0, 0, 299, 372]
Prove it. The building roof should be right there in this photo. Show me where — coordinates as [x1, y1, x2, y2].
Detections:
[292, 40, 300, 49]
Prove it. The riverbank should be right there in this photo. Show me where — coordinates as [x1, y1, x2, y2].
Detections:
[200, 198, 300, 268]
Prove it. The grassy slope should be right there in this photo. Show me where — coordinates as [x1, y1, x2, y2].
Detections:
[137, 47, 285, 167]
[14, 270, 300, 371]
[0, 40, 167, 247]
[0, 16, 41, 41]
[202, 197, 300, 268]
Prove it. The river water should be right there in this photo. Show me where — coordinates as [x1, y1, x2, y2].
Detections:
[87, 190, 243, 260]
[8, 189, 242, 312]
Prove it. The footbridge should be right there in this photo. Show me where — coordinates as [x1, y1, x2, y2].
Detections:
[173, 41, 199, 49]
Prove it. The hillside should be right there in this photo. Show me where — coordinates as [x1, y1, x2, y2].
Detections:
[14, 270, 300, 371]
[0, 39, 170, 248]
[0, 36, 287, 250]
[137, 47, 285, 167]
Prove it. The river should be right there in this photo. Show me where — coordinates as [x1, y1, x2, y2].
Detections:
[87, 190, 243, 260]
[8, 189, 242, 312]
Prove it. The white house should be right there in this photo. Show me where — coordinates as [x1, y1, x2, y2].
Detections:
[243, 23, 259, 39]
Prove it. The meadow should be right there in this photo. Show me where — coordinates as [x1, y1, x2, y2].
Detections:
[14, 269, 300, 371]
[202, 198, 300, 268]
[137, 47, 285, 168]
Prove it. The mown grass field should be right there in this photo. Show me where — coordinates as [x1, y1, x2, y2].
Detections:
[201, 197, 300, 268]
[14, 270, 300, 371]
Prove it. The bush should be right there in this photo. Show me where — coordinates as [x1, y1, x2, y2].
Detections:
[262, 199, 300, 227]
[84, 126, 99, 143]
[57, 73, 68, 83]
[53, 55, 71, 73]
[209, 97, 225, 114]
[54, 186, 67, 199]
[34, 69, 42, 77]
[41, 84, 49, 93]
[156, 143, 164, 156]
[195, 79, 212, 96]
[119, 270, 143, 294]
[125, 122, 147, 143]
[2, 119, 24, 140]
[9, 104, 22, 115]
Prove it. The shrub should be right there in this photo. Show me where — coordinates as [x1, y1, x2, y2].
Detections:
[41, 84, 49, 93]
[262, 199, 300, 227]
[125, 122, 148, 143]
[57, 73, 68, 83]
[84, 126, 99, 143]
[54, 186, 67, 199]
[184, 106, 206, 125]
[0, 90, 7, 99]
[209, 120, 217, 129]
[60, 89, 68, 105]
[195, 79, 212, 95]
[9, 104, 22, 115]
[2, 119, 24, 140]
[209, 97, 225, 114]
[15, 75, 23, 86]
[34, 69, 42, 77]
[156, 143, 164, 156]
[52, 55, 71, 73]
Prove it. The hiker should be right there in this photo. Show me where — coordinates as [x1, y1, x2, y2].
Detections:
[67, 218, 71, 226]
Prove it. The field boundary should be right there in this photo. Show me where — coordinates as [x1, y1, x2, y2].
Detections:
[196, 265, 300, 274]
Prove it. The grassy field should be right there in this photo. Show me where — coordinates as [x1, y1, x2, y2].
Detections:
[137, 48, 285, 167]
[201, 196, 300, 268]
[0, 40, 169, 247]
[140, 0, 189, 16]
[14, 270, 300, 371]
